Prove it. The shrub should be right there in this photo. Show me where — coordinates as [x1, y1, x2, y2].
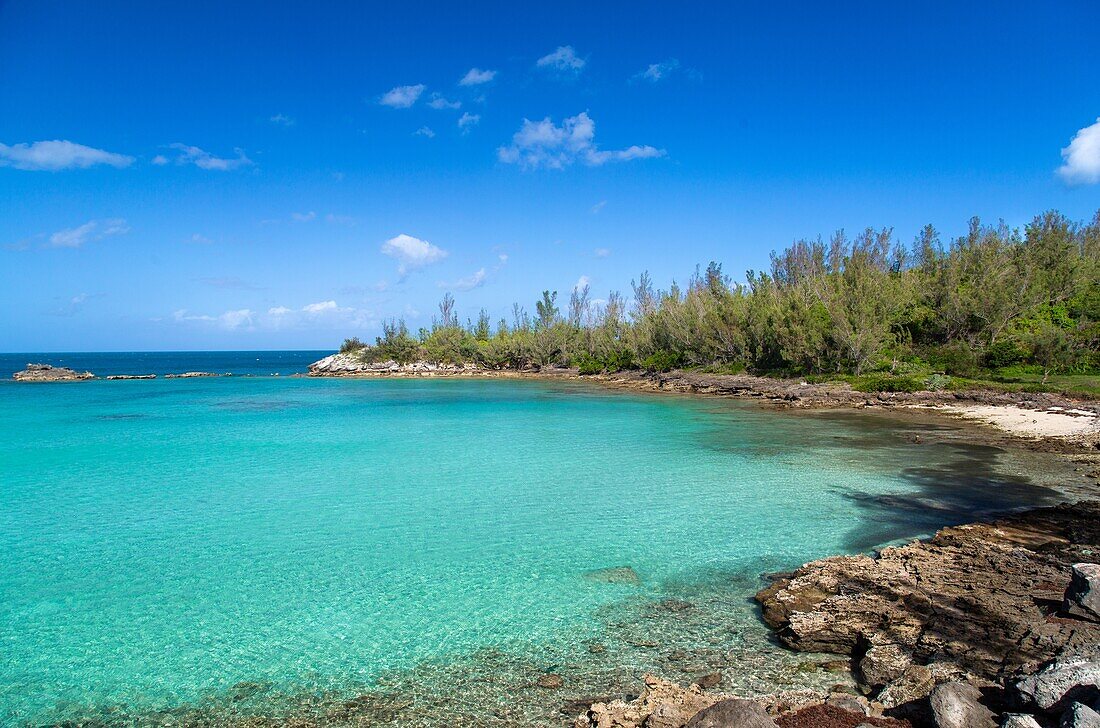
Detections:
[641, 350, 682, 373]
[340, 337, 366, 353]
[983, 339, 1026, 369]
[851, 374, 924, 393]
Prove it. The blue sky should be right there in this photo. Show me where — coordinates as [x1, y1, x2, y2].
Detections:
[2, 0, 1099, 351]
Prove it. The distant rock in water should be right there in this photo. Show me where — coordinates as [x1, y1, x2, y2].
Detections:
[164, 372, 218, 379]
[106, 374, 156, 380]
[583, 565, 641, 585]
[13, 363, 94, 381]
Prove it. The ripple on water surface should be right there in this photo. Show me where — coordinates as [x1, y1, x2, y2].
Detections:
[0, 377, 1088, 725]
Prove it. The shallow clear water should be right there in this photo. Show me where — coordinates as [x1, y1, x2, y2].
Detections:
[0, 366, 1087, 725]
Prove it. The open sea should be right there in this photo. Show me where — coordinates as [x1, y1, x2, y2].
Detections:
[0, 352, 1090, 726]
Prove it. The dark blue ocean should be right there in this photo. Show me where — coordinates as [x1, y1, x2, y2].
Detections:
[0, 350, 330, 379]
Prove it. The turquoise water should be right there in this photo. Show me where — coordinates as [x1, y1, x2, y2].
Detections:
[0, 372, 1086, 725]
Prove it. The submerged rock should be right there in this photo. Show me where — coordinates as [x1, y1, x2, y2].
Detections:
[106, 374, 156, 380]
[13, 363, 94, 381]
[583, 565, 641, 585]
[537, 673, 564, 689]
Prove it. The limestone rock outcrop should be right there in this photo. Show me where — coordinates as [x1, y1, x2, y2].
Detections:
[12, 363, 94, 381]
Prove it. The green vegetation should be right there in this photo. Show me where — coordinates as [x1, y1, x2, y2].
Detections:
[340, 210, 1100, 396]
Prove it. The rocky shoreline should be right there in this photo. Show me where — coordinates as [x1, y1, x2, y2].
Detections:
[572, 502, 1100, 728]
[11, 362, 94, 381]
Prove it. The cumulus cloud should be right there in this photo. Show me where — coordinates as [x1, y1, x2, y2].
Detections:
[46, 218, 129, 248]
[0, 140, 133, 171]
[459, 68, 497, 86]
[303, 300, 338, 314]
[1057, 117, 1100, 185]
[497, 112, 665, 170]
[269, 113, 295, 126]
[381, 233, 448, 276]
[268, 306, 292, 316]
[537, 45, 585, 74]
[415, 126, 436, 138]
[428, 93, 461, 110]
[458, 112, 480, 133]
[574, 275, 591, 291]
[166, 144, 253, 170]
[380, 84, 426, 108]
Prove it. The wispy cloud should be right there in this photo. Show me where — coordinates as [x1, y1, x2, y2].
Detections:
[1058, 117, 1100, 185]
[269, 113, 295, 127]
[415, 126, 436, 138]
[459, 68, 497, 86]
[173, 308, 255, 330]
[498, 112, 664, 170]
[189, 233, 213, 244]
[0, 140, 133, 171]
[51, 292, 104, 317]
[47, 218, 129, 248]
[537, 45, 585, 74]
[381, 233, 448, 276]
[325, 213, 355, 225]
[380, 84, 426, 108]
[591, 200, 607, 214]
[450, 268, 487, 291]
[291, 211, 316, 222]
[458, 112, 480, 133]
[633, 58, 679, 83]
[166, 144, 253, 171]
[594, 247, 611, 258]
[428, 93, 461, 110]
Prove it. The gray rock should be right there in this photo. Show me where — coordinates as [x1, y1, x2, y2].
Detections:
[684, 698, 778, 728]
[1062, 702, 1100, 728]
[1066, 564, 1100, 622]
[859, 643, 913, 686]
[877, 664, 935, 708]
[1014, 658, 1100, 712]
[825, 691, 870, 714]
[929, 681, 996, 728]
[1002, 715, 1042, 728]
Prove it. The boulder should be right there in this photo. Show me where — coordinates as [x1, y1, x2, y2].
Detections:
[1013, 657, 1100, 713]
[1062, 702, 1100, 728]
[928, 681, 996, 728]
[877, 665, 935, 709]
[683, 698, 777, 728]
[859, 643, 913, 687]
[1001, 716, 1042, 728]
[1065, 564, 1100, 622]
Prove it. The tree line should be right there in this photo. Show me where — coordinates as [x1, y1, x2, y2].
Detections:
[340, 210, 1100, 386]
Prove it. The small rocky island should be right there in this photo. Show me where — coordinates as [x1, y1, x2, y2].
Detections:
[12, 363, 95, 381]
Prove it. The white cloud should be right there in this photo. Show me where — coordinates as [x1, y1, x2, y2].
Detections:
[451, 268, 488, 291]
[47, 218, 129, 248]
[152, 154, 169, 165]
[167, 144, 253, 171]
[291, 211, 316, 222]
[381, 233, 448, 276]
[1057, 117, 1100, 185]
[188, 233, 212, 244]
[594, 247, 611, 257]
[537, 45, 585, 74]
[380, 84, 426, 108]
[634, 58, 680, 83]
[460, 68, 497, 86]
[428, 93, 461, 110]
[415, 126, 436, 138]
[574, 275, 591, 291]
[0, 140, 133, 171]
[591, 200, 607, 214]
[325, 213, 355, 225]
[497, 112, 665, 170]
[268, 306, 292, 316]
[269, 113, 295, 126]
[458, 112, 480, 133]
[174, 308, 254, 330]
[303, 300, 338, 314]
